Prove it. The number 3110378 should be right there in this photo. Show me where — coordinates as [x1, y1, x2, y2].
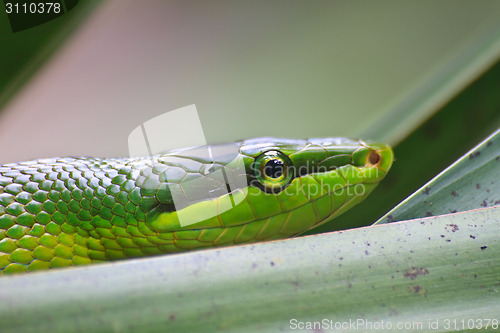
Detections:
[5, 2, 62, 14]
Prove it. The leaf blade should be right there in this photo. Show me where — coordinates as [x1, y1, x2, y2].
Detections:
[0, 206, 499, 333]
[375, 128, 500, 225]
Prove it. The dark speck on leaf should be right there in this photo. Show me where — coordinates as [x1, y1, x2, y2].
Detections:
[446, 239, 451, 242]
[386, 214, 394, 222]
[451, 191, 458, 197]
[169, 314, 176, 321]
[480, 246, 488, 250]
[474, 274, 478, 279]
[447, 224, 459, 232]
[487, 141, 492, 147]
[470, 235, 476, 239]
[365, 250, 370, 255]
[410, 285, 421, 293]
[481, 200, 488, 207]
[270, 261, 275, 266]
[440, 235, 445, 238]
[469, 152, 480, 159]
[426, 211, 433, 217]
[476, 184, 481, 189]
[404, 267, 429, 280]
[450, 209, 457, 213]
[408, 286, 427, 297]
[424, 187, 431, 195]
[495, 200, 500, 205]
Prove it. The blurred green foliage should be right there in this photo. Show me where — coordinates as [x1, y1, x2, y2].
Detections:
[0, 0, 100, 110]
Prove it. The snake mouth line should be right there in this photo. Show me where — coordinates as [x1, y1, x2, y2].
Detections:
[164, 182, 374, 249]
[170, 173, 370, 234]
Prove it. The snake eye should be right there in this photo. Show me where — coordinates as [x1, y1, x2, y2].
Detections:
[253, 150, 294, 192]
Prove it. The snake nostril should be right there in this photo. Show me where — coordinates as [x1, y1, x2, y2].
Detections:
[368, 150, 381, 165]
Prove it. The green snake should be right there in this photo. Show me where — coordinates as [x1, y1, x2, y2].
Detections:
[0, 137, 393, 274]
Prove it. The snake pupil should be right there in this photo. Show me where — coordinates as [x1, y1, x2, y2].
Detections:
[264, 159, 284, 179]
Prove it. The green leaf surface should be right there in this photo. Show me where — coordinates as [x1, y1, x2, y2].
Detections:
[376, 128, 500, 225]
[0, 206, 499, 333]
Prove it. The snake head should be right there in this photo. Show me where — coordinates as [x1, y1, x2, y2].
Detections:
[237, 137, 394, 231]
[147, 137, 393, 242]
